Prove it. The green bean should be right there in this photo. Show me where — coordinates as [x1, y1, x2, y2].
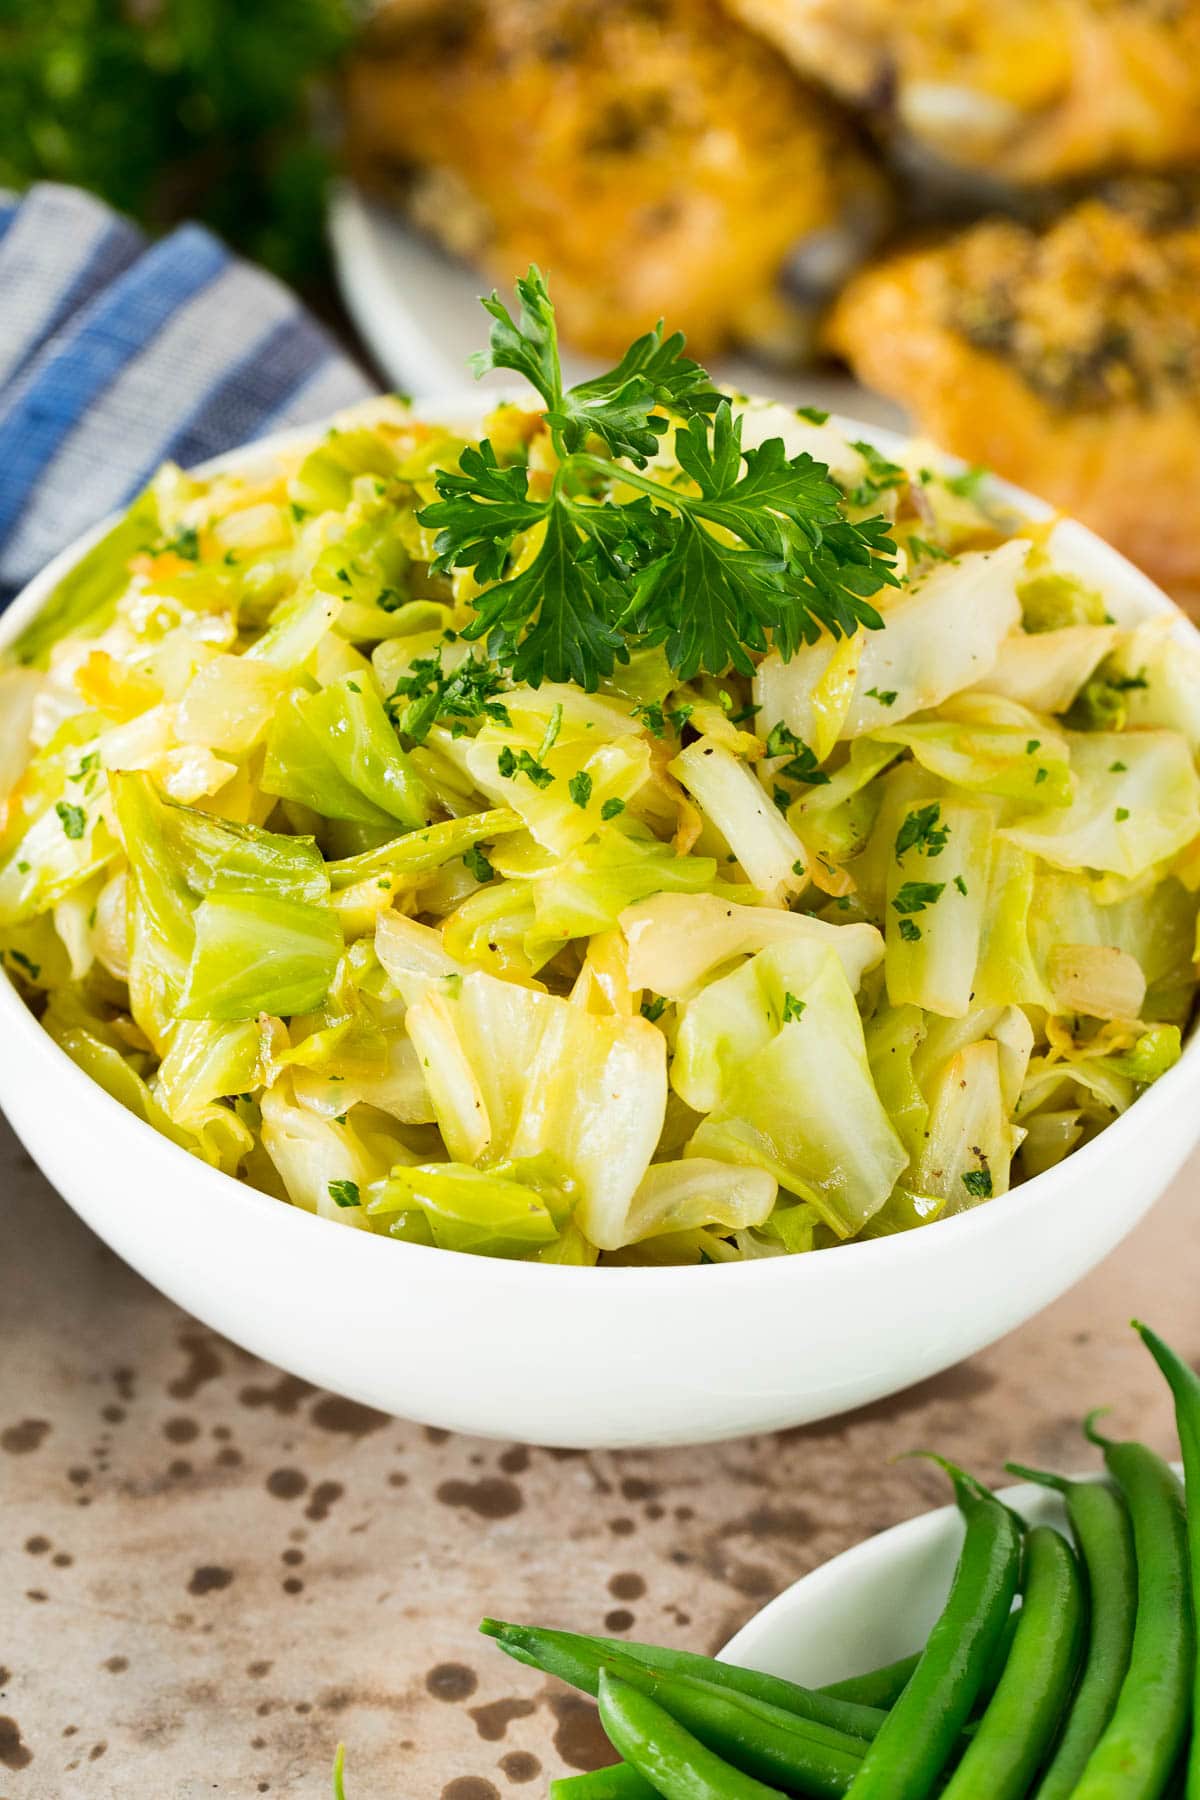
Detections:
[843, 1459, 1023, 1800]
[597, 1670, 783, 1800]
[1135, 1322, 1200, 1800]
[480, 1619, 884, 1740]
[1006, 1465, 1137, 1799]
[1069, 1418, 1194, 1799]
[550, 1766, 661, 1799]
[600, 1666, 864, 1798]
[939, 1525, 1083, 1799]
[822, 1610, 1020, 1715]
[818, 1651, 921, 1710]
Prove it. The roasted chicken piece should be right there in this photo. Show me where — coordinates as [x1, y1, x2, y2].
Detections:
[828, 182, 1200, 609]
[344, 0, 888, 361]
[723, 0, 1200, 189]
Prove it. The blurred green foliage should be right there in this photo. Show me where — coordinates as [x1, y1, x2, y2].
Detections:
[0, 0, 360, 285]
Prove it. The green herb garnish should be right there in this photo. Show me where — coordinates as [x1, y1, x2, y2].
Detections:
[895, 803, 949, 861]
[419, 269, 898, 689]
[893, 881, 945, 916]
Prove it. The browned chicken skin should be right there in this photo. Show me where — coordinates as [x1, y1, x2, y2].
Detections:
[344, 0, 888, 361]
[722, 0, 1200, 187]
[828, 183, 1200, 608]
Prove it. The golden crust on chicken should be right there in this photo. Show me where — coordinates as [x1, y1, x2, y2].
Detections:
[344, 0, 888, 361]
[828, 184, 1200, 608]
[723, 0, 1200, 186]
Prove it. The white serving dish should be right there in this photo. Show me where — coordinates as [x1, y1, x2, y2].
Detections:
[2, 395, 1199, 1449]
[720, 1466, 1184, 1684]
[722, 1477, 1070, 1683]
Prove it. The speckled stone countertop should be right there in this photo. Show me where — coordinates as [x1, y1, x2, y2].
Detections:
[1, 1116, 1195, 1800]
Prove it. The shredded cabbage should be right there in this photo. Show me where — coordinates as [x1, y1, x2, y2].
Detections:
[2, 396, 1194, 1264]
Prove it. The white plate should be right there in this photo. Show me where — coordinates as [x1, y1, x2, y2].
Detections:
[328, 181, 908, 429]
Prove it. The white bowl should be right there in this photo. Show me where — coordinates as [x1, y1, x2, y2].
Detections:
[721, 1477, 1071, 1682]
[3, 397, 1199, 1449]
[720, 1466, 1184, 1682]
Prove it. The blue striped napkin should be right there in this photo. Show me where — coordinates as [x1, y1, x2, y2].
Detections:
[0, 184, 374, 605]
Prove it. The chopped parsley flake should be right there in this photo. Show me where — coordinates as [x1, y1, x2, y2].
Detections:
[897, 917, 922, 943]
[1035, 767, 1048, 785]
[896, 803, 949, 861]
[907, 535, 951, 563]
[954, 874, 968, 896]
[568, 770, 594, 809]
[6, 948, 40, 980]
[796, 405, 829, 424]
[600, 797, 625, 820]
[327, 1180, 361, 1209]
[961, 1168, 993, 1199]
[781, 992, 806, 1023]
[893, 880, 945, 916]
[944, 465, 989, 499]
[161, 523, 200, 561]
[640, 995, 667, 1023]
[633, 701, 666, 737]
[1115, 807, 1130, 822]
[497, 745, 554, 788]
[1025, 739, 1040, 754]
[765, 722, 830, 786]
[1111, 760, 1127, 773]
[55, 801, 86, 840]
[847, 440, 906, 508]
[865, 687, 898, 706]
[387, 650, 512, 744]
[463, 844, 495, 883]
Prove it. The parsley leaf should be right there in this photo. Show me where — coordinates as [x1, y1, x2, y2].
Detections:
[327, 1180, 361, 1209]
[640, 995, 668, 1023]
[600, 797, 626, 820]
[469, 266, 718, 467]
[897, 917, 922, 942]
[961, 1168, 993, 1199]
[421, 271, 899, 691]
[781, 992, 806, 1023]
[55, 801, 86, 840]
[865, 686, 897, 706]
[568, 770, 593, 809]
[892, 881, 945, 915]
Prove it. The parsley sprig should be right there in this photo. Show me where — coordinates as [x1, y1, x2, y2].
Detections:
[420, 269, 899, 691]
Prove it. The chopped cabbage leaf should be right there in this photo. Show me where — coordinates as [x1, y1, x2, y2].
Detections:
[403, 969, 666, 1250]
[678, 940, 908, 1236]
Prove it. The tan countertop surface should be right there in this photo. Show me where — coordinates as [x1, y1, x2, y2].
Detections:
[1, 1114, 1196, 1800]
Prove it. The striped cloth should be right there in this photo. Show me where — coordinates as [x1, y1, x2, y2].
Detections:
[0, 184, 373, 605]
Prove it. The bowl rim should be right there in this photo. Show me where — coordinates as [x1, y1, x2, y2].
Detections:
[4, 389, 1199, 1292]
